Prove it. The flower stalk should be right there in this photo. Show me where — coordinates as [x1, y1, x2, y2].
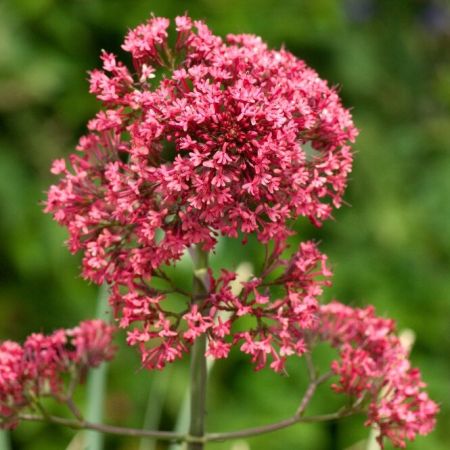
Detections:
[85, 284, 111, 450]
[188, 246, 209, 450]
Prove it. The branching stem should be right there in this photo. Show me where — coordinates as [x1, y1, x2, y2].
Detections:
[18, 414, 186, 442]
[18, 404, 360, 444]
[15, 250, 361, 448]
[16, 364, 353, 445]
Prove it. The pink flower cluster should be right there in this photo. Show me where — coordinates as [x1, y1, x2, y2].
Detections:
[44, 14, 355, 372]
[45, 15, 356, 285]
[118, 240, 331, 371]
[42, 14, 437, 446]
[318, 302, 439, 448]
[0, 320, 115, 429]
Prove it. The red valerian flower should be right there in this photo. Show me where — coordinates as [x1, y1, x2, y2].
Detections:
[45, 15, 357, 287]
[0, 320, 115, 429]
[116, 240, 331, 371]
[39, 16, 437, 447]
[318, 302, 438, 448]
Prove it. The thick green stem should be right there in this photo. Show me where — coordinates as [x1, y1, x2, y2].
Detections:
[188, 246, 209, 450]
[0, 431, 11, 450]
[85, 284, 110, 450]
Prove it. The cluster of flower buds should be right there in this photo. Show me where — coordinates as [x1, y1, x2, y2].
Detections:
[318, 302, 439, 448]
[0, 320, 115, 429]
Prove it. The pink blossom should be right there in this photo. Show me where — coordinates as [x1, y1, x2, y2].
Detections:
[39, 15, 438, 448]
[45, 15, 356, 285]
[206, 339, 231, 359]
[318, 301, 438, 448]
[45, 15, 353, 372]
[0, 320, 116, 429]
[0, 342, 25, 429]
[182, 305, 214, 341]
[67, 319, 116, 367]
[50, 159, 66, 175]
[112, 238, 330, 371]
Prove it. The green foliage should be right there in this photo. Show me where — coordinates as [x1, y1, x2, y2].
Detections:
[0, 0, 449, 449]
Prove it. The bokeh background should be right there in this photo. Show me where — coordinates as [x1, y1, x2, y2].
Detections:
[0, 0, 449, 449]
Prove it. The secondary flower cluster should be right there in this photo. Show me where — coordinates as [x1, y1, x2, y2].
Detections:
[0, 320, 115, 429]
[45, 15, 356, 287]
[116, 240, 331, 371]
[318, 302, 439, 448]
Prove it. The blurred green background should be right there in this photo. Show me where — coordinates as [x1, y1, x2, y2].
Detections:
[0, 0, 449, 449]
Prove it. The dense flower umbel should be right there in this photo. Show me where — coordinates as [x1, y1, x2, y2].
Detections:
[0, 320, 115, 429]
[44, 15, 356, 371]
[45, 15, 356, 286]
[318, 302, 438, 448]
[116, 240, 331, 371]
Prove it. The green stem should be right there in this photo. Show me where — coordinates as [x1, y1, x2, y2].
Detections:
[85, 284, 110, 450]
[0, 431, 11, 450]
[18, 405, 360, 443]
[188, 246, 209, 450]
[139, 368, 172, 450]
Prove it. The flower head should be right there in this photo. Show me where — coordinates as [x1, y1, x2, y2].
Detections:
[0, 320, 115, 429]
[318, 302, 438, 448]
[45, 15, 357, 286]
[44, 15, 356, 372]
[116, 239, 331, 371]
